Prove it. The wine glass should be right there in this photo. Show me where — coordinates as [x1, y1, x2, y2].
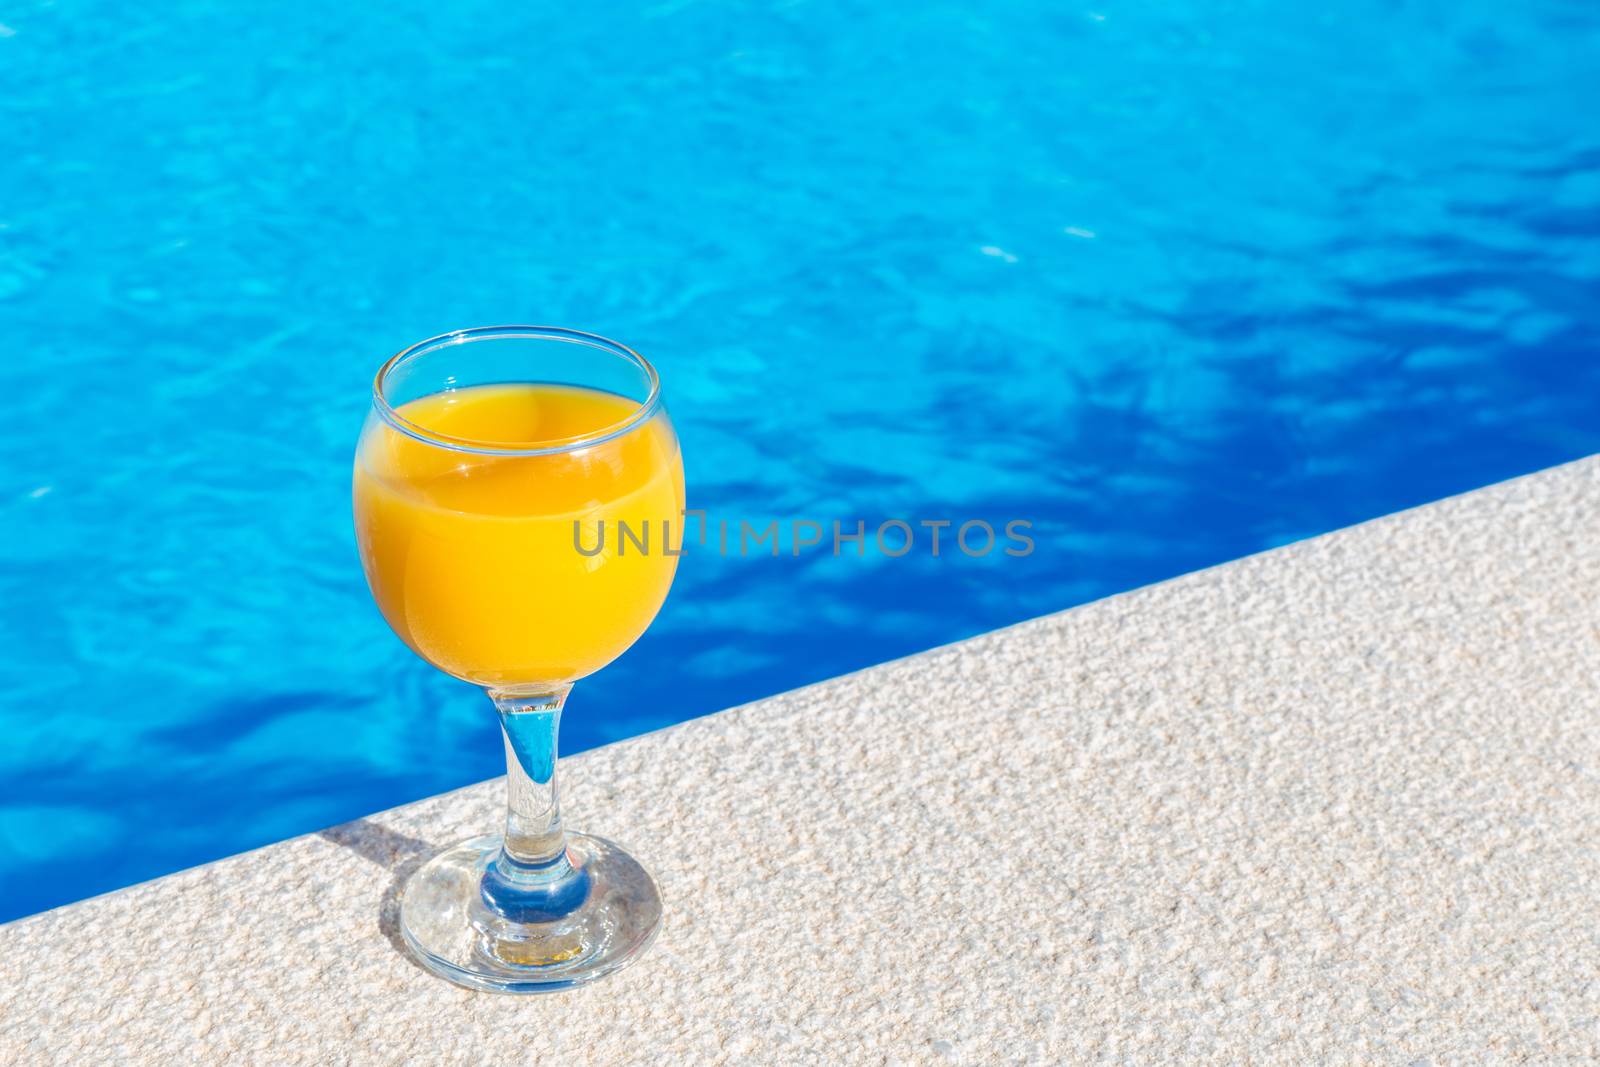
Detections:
[353, 326, 683, 992]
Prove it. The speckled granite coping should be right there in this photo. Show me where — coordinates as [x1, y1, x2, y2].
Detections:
[6, 457, 1600, 1064]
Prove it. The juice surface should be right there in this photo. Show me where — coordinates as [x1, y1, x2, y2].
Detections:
[353, 384, 684, 688]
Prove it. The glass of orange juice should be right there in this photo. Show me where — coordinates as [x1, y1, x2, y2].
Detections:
[353, 326, 684, 992]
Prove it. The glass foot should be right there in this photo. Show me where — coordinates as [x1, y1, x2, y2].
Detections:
[398, 832, 662, 993]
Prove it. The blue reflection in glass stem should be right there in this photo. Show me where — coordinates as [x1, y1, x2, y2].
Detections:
[478, 687, 591, 924]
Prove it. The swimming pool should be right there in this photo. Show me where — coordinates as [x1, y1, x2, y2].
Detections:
[3, 0, 1598, 921]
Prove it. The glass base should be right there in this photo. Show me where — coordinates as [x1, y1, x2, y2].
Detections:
[398, 832, 662, 994]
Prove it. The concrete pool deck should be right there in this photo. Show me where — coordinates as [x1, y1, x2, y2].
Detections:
[5, 456, 1600, 1063]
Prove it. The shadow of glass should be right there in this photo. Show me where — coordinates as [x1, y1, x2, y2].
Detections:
[318, 819, 439, 974]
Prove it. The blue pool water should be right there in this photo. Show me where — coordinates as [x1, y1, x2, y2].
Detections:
[3, 1, 1599, 921]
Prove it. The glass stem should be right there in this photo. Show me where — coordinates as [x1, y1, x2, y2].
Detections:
[479, 684, 590, 923]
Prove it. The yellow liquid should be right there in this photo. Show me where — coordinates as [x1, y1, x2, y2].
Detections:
[353, 384, 684, 688]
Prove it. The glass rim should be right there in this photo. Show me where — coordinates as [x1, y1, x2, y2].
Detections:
[371, 325, 663, 457]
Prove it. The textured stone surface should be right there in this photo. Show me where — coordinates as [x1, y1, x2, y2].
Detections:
[5, 457, 1600, 1064]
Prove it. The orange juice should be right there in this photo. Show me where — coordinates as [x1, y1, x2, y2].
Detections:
[353, 384, 683, 688]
